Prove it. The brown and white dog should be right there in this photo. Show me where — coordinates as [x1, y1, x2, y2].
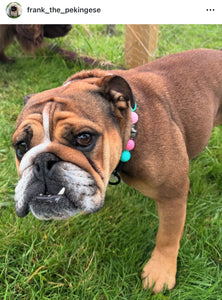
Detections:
[12, 49, 222, 293]
[6, 3, 22, 17]
[0, 24, 72, 63]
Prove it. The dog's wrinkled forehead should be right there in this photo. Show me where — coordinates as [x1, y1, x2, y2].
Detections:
[16, 81, 106, 128]
[14, 71, 135, 149]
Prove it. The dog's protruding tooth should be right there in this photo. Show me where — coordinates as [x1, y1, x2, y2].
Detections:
[58, 187, 65, 195]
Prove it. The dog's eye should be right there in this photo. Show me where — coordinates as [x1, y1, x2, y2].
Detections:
[76, 133, 92, 147]
[15, 141, 29, 160]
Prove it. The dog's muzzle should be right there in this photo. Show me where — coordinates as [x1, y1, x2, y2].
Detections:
[14, 153, 104, 220]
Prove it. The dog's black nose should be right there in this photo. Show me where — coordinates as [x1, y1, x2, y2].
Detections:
[33, 153, 61, 181]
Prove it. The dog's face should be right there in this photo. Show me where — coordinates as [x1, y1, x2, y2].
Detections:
[12, 71, 134, 220]
[8, 3, 21, 17]
[11, 6, 17, 12]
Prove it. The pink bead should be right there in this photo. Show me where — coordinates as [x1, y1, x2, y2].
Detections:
[125, 139, 135, 151]
[131, 111, 138, 124]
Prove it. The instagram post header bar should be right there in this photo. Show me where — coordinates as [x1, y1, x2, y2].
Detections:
[1, 0, 222, 24]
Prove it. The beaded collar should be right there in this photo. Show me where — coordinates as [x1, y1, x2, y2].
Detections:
[109, 103, 138, 185]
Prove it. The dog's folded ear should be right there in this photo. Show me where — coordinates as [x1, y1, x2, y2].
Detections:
[99, 75, 136, 111]
[64, 71, 135, 112]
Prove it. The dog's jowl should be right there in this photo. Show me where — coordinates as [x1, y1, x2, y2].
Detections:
[12, 49, 222, 293]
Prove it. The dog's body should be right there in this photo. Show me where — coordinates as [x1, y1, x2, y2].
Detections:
[0, 25, 72, 63]
[13, 49, 222, 293]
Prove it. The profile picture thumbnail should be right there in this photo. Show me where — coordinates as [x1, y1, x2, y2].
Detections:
[6, 2, 22, 18]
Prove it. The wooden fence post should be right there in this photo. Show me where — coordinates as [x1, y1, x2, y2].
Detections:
[125, 25, 159, 68]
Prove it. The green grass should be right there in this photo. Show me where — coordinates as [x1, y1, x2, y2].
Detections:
[0, 24, 222, 299]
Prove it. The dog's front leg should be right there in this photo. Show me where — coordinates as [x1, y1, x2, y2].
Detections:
[142, 186, 188, 294]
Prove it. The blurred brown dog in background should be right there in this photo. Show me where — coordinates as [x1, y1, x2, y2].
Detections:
[0, 25, 72, 63]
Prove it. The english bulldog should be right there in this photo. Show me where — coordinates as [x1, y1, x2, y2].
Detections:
[12, 49, 222, 293]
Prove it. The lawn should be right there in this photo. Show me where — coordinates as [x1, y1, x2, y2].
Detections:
[0, 25, 222, 299]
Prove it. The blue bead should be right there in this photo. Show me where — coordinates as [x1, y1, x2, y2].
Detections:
[131, 103, 137, 112]
[120, 150, 131, 162]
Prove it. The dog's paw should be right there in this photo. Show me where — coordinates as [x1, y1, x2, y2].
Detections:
[141, 249, 177, 294]
[0, 52, 15, 64]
